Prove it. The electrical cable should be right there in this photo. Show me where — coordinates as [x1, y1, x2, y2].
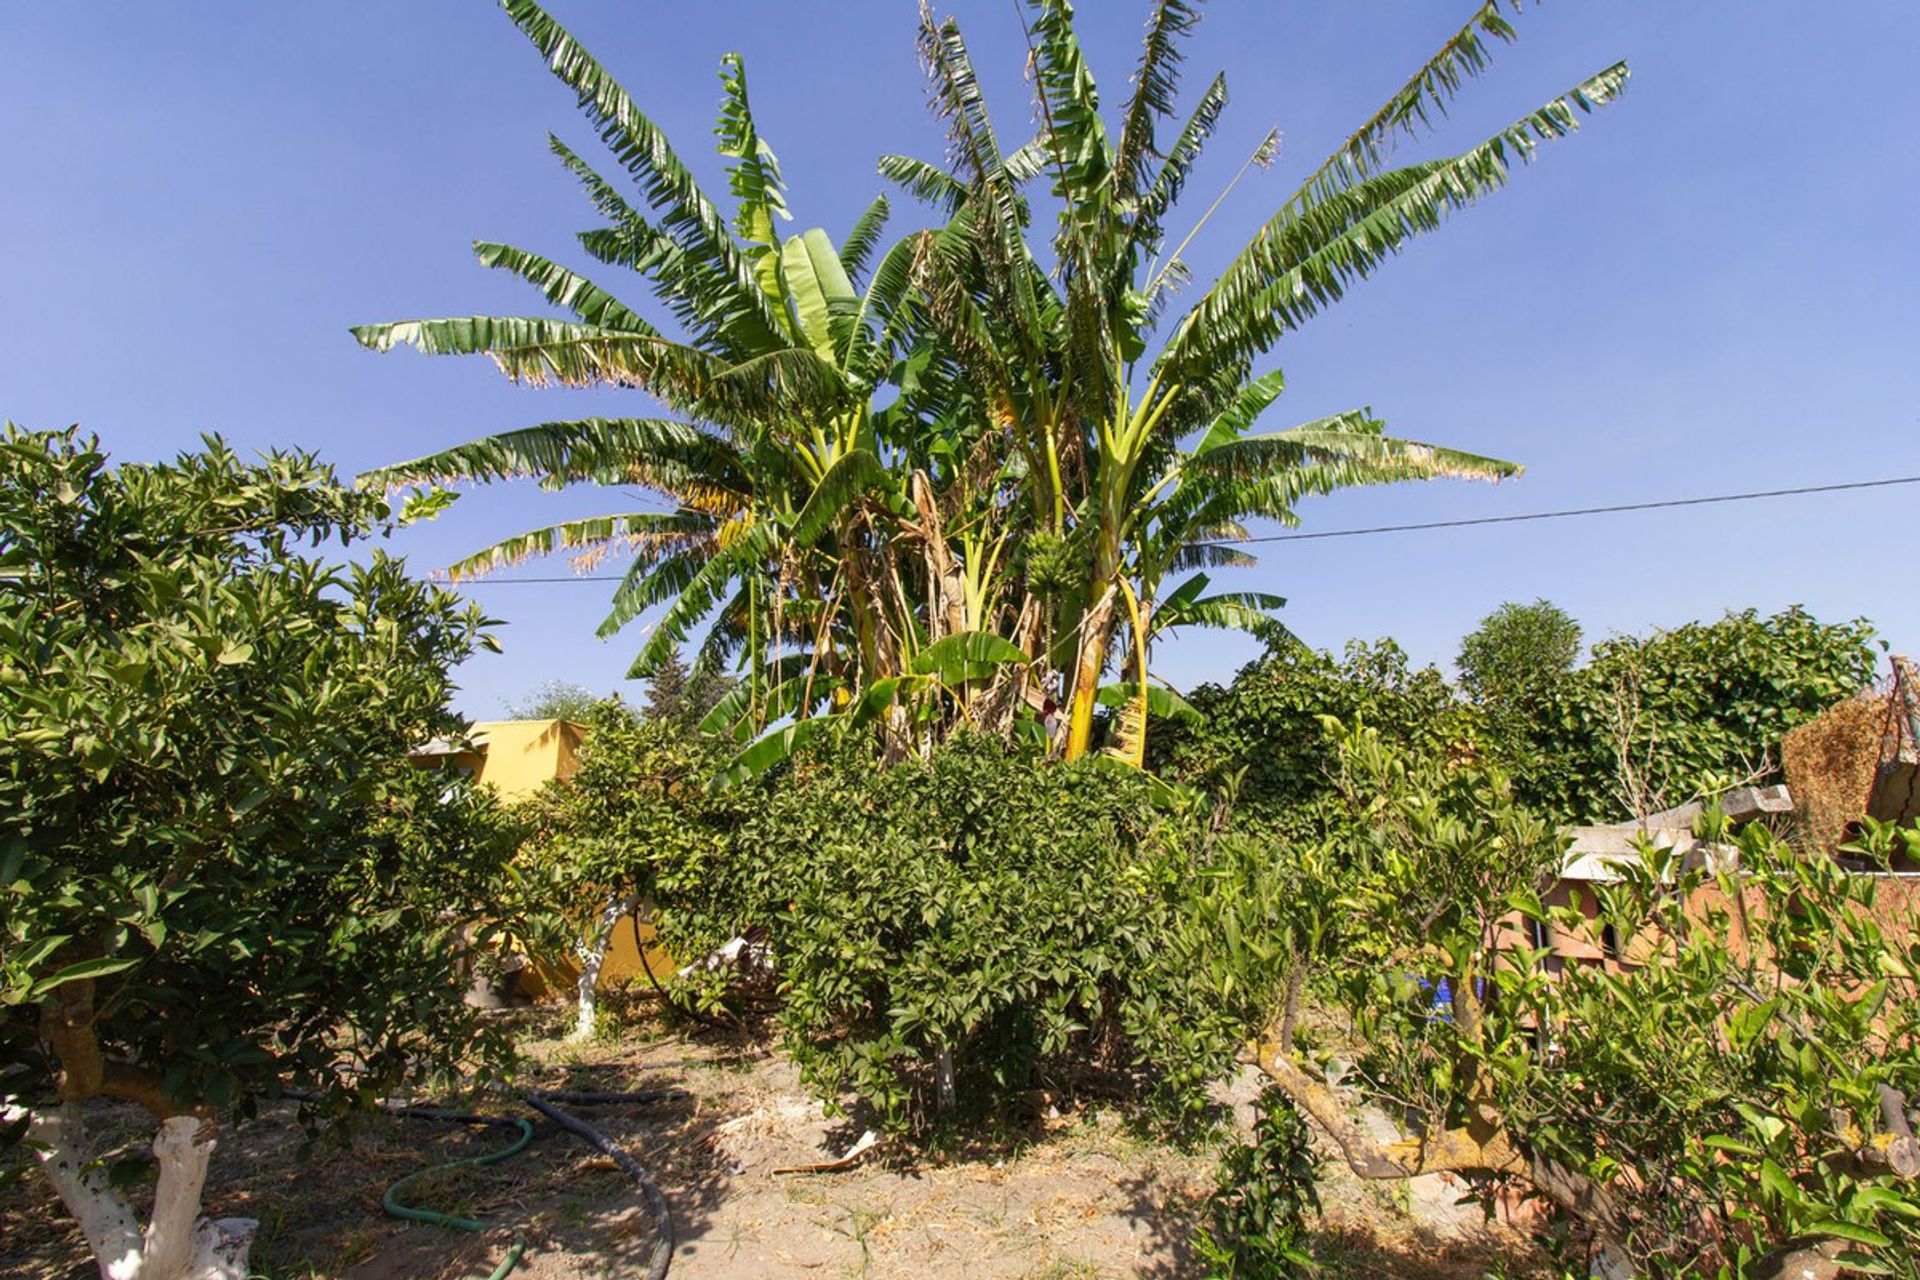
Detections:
[433, 473, 1920, 583]
[1221, 473, 1920, 545]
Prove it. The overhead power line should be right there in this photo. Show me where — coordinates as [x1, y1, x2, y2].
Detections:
[1226, 473, 1920, 545]
[438, 473, 1920, 585]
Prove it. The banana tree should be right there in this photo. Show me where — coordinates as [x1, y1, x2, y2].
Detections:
[357, 0, 923, 726]
[902, 0, 1627, 759]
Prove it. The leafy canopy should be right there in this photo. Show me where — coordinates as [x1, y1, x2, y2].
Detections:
[0, 426, 515, 1123]
[1456, 597, 1582, 703]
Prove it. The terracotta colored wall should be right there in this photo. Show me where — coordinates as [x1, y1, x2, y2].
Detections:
[1497, 872, 1920, 979]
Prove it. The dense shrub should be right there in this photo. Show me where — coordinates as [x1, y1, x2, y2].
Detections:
[726, 734, 1217, 1130]
[1516, 606, 1879, 821]
[1154, 639, 1471, 833]
[1166, 609, 1880, 829]
[519, 717, 1257, 1129]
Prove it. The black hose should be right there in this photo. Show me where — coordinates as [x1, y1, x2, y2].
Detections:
[519, 1090, 675, 1280]
[528, 1087, 688, 1106]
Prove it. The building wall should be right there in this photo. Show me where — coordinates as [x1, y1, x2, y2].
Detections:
[467, 719, 585, 800]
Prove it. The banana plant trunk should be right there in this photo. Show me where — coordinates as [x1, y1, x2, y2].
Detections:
[1063, 584, 1117, 760]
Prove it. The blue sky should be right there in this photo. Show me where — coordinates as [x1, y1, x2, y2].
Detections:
[5, 2, 1916, 717]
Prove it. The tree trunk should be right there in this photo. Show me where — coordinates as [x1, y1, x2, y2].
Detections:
[933, 1046, 957, 1113]
[5, 1102, 257, 1280]
[1062, 586, 1116, 761]
[570, 891, 639, 1042]
[1249, 1042, 1635, 1270]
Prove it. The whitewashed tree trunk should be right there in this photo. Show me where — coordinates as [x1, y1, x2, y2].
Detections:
[570, 891, 638, 1041]
[1589, 1241, 1636, 1280]
[933, 1046, 957, 1113]
[4, 1102, 258, 1280]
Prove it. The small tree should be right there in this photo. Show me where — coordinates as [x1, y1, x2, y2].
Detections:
[0, 428, 515, 1279]
[638, 647, 737, 731]
[1457, 598, 1582, 704]
[515, 702, 745, 1040]
[640, 651, 691, 726]
[503, 678, 601, 722]
[1179, 720, 1920, 1278]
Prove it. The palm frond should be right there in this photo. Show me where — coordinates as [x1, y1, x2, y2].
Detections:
[1130, 71, 1227, 255]
[839, 195, 892, 284]
[781, 228, 857, 362]
[716, 52, 791, 249]
[1167, 61, 1629, 378]
[1188, 409, 1519, 483]
[621, 523, 775, 673]
[712, 718, 830, 789]
[356, 416, 748, 497]
[715, 51, 795, 328]
[1285, 0, 1523, 211]
[443, 510, 716, 581]
[878, 154, 970, 215]
[843, 231, 927, 381]
[909, 630, 1029, 684]
[502, 0, 788, 347]
[1026, 0, 1111, 214]
[1167, 541, 1257, 573]
[1153, 588, 1294, 648]
[1096, 680, 1205, 726]
[1114, 0, 1203, 198]
[471, 241, 657, 334]
[1192, 367, 1286, 453]
[791, 448, 887, 546]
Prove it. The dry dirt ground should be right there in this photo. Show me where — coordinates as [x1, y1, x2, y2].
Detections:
[2, 1007, 1553, 1279]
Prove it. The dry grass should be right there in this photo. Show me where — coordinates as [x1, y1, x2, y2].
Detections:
[1782, 692, 1888, 851]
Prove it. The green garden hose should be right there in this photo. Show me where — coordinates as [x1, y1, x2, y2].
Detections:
[279, 1085, 681, 1278]
[379, 1107, 534, 1279]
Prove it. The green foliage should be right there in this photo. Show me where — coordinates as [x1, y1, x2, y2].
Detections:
[537, 723, 1226, 1128]
[640, 650, 690, 725]
[0, 426, 515, 1120]
[1156, 640, 1471, 834]
[1170, 608, 1879, 830]
[1277, 723, 1920, 1278]
[737, 733, 1211, 1131]
[503, 678, 601, 722]
[1194, 1088, 1321, 1279]
[512, 699, 751, 1009]
[1457, 598, 1582, 704]
[1515, 606, 1878, 821]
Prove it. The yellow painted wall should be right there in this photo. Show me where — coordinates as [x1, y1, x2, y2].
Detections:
[462, 719, 586, 800]
[519, 912, 676, 999]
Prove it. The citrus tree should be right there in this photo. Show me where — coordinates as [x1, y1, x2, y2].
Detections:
[1168, 719, 1920, 1278]
[0, 427, 515, 1280]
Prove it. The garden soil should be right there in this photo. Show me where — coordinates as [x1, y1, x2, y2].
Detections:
[2, 1010, 1551, 1279]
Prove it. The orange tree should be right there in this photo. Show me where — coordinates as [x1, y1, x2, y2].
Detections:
[0, 427, 515, 1280]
